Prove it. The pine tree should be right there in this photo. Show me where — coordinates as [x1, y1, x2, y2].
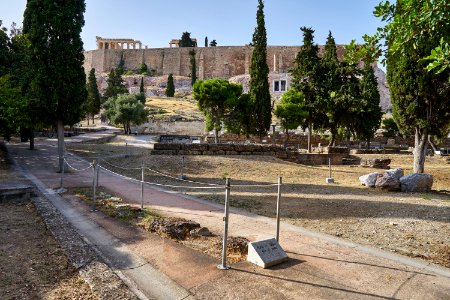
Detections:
[0, 21, 10, 77]
[249, 0, 271, 139]
[136, 77, 146, 104]
[103, 68, 128, 100]
[321, 31, 342, 146]
[210, 40, 217, 47]
[180, 32, 195, 47]
[117, 52, 125, 75]
[165, 74, 175, 97]
[86, 68, 101, 124]
[190, 49, 197, 86]
[291, 27, 322, 152]
[353, 64, 382, 148]
[24, 0, 87, 171]
[204, 36, 208, 47]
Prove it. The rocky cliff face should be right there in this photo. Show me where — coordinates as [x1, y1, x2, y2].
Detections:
[97, 74, 192, 97]
[374, 66, 392, 112]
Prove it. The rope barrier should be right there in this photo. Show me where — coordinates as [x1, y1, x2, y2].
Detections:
[100, 158, 142, 170]
[230, 183, 279, 188]
[98, 165, 224, 190]
[63, 158, 93, 172]
[145, 166, 222, 186]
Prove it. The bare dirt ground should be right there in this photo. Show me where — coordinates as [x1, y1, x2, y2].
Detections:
[0, 147, 97, 300]
[67, 142, 450, 269]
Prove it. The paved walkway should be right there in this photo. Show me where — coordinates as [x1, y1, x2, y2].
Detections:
[7, 135, 450, 300]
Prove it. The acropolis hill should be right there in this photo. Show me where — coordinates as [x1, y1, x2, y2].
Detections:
[84, 37, 348, 79]
[83, 37, 391, 111]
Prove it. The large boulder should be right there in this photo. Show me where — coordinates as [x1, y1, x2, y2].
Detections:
[375, 172, 400, 191]
[385, 168, 404, 180]
[400, 173, 433, 192]
[359, 172, 381, 187]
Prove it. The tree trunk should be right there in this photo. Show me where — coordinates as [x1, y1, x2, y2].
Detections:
[366, 138, 370, 150]
[29, 127, 34, 150]
[328, 126, 336, 147]
[214, 128, 218, 144]
[428, 135, 438, 152]
[87, 116, 90, 126]
[92, 114, 95, 125]
[307, 115, 312, 153]
[57, 120, 65, 173]
[413, 127, 428, 173]
[284, 128, 289, 149]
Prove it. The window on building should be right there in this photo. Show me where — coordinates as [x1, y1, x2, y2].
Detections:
[273, 80, 287, 92]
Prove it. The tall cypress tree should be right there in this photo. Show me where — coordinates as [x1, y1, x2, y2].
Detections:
[190, 49, 197, 86]
[291, 27, 321, 152]
[103, 68, 128, 100]
[353, 64, 382, 148]
[321, 31, 342, 146]
[86, 68, 101, 125]
[249, 0, 271, 138]
[204, 36, 208, 47]
[166, 74, 175, 97]
[24, 0, 87, 171]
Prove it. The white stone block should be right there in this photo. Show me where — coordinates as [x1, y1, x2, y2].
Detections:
[247, 238, 288, 268]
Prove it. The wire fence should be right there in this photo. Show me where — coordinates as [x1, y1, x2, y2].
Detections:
[59, 153, 284, 270]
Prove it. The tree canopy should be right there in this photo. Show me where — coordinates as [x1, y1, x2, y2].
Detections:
[103, 68, 128, 101]
[193, 79, 243, 143]
[290, 27, 323, 152]
[103, 94, 148, 134]
[24, 0, 87, 171]
[86, 68, 101, 124]
[165, 74, 175, 97]
[180, 32, 196, 47]
[275, 89, 308, 142]
[373, 0, 450, 173]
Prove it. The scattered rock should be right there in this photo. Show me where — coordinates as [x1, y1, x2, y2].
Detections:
[360, 158, 391, 169]
[400, 173, 433, 192]
[359, 172, 381, 187]
[190, 226, 212, 237]
[149, 218, 200, 240]
[385, 168, 404, 180]
[375, 172, 400, 191]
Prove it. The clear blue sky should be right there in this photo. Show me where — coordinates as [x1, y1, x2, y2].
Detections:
[1, 0, 383, 50]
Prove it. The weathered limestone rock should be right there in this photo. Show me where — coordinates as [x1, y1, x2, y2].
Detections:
[190, 227, 211, 237]
[400, 173, 433, 192]
[359, 172, 381, 187]
[386, 168, 404, 180]
[360, 158, 391, 169]
[375, 172, 400, 191]
[149, 218, 200, 240]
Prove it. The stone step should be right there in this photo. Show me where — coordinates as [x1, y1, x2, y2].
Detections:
[0, 183, 34, 203]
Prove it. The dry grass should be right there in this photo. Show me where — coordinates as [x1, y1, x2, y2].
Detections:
[67, 141, 450, 268]
[146, 96, 203, 121]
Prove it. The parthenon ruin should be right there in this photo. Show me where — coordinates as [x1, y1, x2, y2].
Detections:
[96, 36, 144, 50]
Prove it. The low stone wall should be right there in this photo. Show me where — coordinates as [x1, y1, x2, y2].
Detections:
[151, 143, 350, 165]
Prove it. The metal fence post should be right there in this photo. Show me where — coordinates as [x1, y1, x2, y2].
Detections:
[92, 159, 97, 210]
[59, 156, 65, 190]
[96, 159, 100, 188]
[329, 157, 332, 178]
[276, 177, 282, 241]
[218, 178, 231, 270]
[141, 162, 145, 209]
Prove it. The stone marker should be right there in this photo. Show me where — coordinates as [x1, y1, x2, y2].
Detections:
[247, 238, 288, 268]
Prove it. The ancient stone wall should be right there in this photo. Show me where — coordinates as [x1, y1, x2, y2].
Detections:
[84, 45, 346, 79]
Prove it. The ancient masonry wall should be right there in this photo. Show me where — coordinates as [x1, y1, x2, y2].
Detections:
[83, 45, 346, 78]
